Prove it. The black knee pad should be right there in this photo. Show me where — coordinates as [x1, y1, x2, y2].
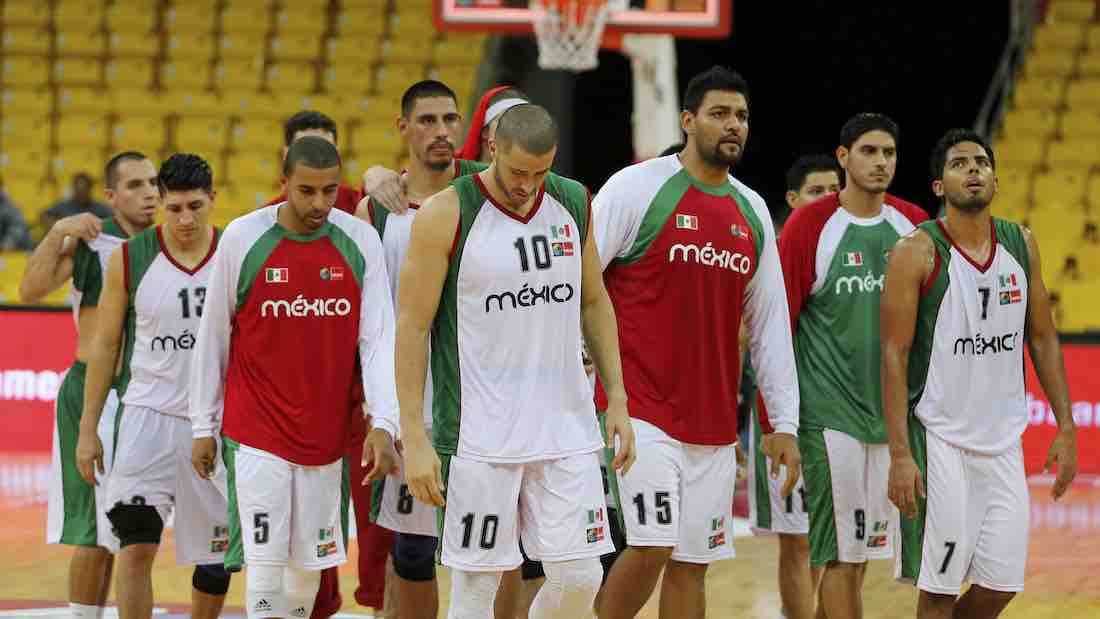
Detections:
[392, 533, 437, 582]
[193, 563, 231, 596]
[107, 504, 164, 547]
[521, 558, 545, 581]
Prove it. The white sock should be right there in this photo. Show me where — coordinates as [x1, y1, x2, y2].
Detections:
[68, 603, 101, 619]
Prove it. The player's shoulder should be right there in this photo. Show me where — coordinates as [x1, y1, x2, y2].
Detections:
[727, 174, 767, 210]
[883, 194, 929, 225]
[219, 204, 277, 248]
[784, 193, 842, 237]
[329, 206, 381, 244]
[544, 171, 590, 204]
[597, 155, 681, 199]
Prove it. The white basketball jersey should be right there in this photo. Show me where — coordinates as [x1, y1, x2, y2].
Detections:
[912, 221, 1029, 454]
[122, 228, 218, 417]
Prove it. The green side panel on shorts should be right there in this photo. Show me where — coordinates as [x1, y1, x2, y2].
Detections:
[111, 403, 125, 468]
[596, 412, 621, 513]
[236, 224, 285, 312]
[898, 415, 929, 582]
[221, 436, 244, 572]
[752, 405, 772, 530]
[800, 428, 838, 567]
[435, 454, 453, 564]
[369, 478, 385, 523]
[341, 457, 351, 545]
[430, 178, 484, 455]
[56, 363, 99, 547]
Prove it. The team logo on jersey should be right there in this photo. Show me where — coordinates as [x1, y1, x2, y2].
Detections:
[210, 526, 229, 553]
[319, 266, 344, 281]
[261, 296, 353, 318]
[834, 273, 884, 295]
[265, 267, 289, 283]
[586, 526, 605, 544]
[675, 214, 698, 230]
[953, 331, 1020, 356]
[711, 516, 725, 532]
[587, 508, 604, 524]
[999, 273, 1022, 305]
[842, 251, 863, 267]
[317, 540, 337, 558]
[550, 224, 572, 239]
[730, 224, 749, 239]
[151, 330, 196, 351]
[669, 243, 752, 274]
[319, 526, 335, 541]
[552, 241, 575, 257]
[484, 283, 574, 312]
[999, 273, 1018, 287]
[708, 532, 726, 549]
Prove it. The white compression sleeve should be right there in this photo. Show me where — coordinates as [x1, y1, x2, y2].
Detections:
[529, 558, 603, 619]
[284, 566, 322, 619]
[245, 564, 284, 619]
[447, 569, 502, 619]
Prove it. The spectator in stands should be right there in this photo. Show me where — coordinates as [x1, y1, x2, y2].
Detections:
[1061, 256, 1081, 282]
[41, 173, 111, 230]
[0, 187, 34, 251]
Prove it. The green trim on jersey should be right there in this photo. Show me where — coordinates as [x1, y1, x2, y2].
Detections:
[995, 218, 1031, 299]
[72, 217, 127, 307]
[117, 228, 162, 394]
[907, 222, 952, 413]
[457, 159, 488, 176]
[613, 169, 765, 268]
[367, 159, 489, 240]
[368, 200, 390, 240]
[222, 436, 244, 572]
[325, 223, 367, 288]
[237, 225, 286, 310]
[543, 173, 591, 244]
[429, 177, 485, 455]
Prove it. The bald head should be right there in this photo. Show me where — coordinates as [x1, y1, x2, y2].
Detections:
[494, 104, 558, 156]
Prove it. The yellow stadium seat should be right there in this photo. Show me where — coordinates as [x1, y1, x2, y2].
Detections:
[1047, 139, 1100, 169]
[269, 34, 323, 62]
[217, 33, 266, 62]
[1061, 109, 1100, 138]
[109, 88, 169, 119]
[350, 124, 402, 159]
[273, 8, 327, 35]
[993, 165, 1030, 212]
[109, 32, 160, 58]
[994, 136, 1045, 168]
[54, 0, 105, 30]
[431, 64, 478, 95]
[1034, 23, 1086, 50]
[111, 117, 165, 152]
[164, 5, 218, 32]
[1066, 79, 1100, 107]
[1088, 174, 1100, 209]
[1023, 50, 1076, 78]
[221, 6, 273, 35]
[213, 60, 265, 92]
[374, 65, 425, 97]
[226, 151, 281, 185]
[435, 35, 487, 66]
[164, 33, 217, 62]
[2, 57, 51, 87]
[1, 88, 53, 116]
[0, 146, 50, 180]
[56, 87, 110, 116]
[54, 30, 107, 57]
[1033, 170, 1088, 211]
[2, 3, 51, 28]
[340, 0, 389, 9]
[266, 62, 317, 94]
[221, 92, 280, 120]
[176, 118, 230, 153]
[346, 96, 400, 128]
[1013, 77, 1065, 108]
[230, 119, 284, 153]
[168, 91, 229, 118]
[334, 9, 388, 37]
[326, 37, 383, 66]
[105, 4, 158, 33]
[1088, 25, 1100, 51]
[269, 92, 350, 125]
[51, 147, 106, 179]
[320, 62, 374, 95]
[222, 0, 276, 8]
[1001, 108, 1058, 138]
[56, 115, 110, 149]
[160, 61, 213, 91]
[392, 0, 434, 17]
[104, 58, 155, 89]
[1, 115, 51, 146]
[1059, 281, 1100, 332]
[390, 14, 437, 40]
[383, 38, 434, 64]
[2, 28, 51, 55]
[1078, 53, 1100, 78]
[1050, 1, 1096, 22]
[52, 58, 102, 86]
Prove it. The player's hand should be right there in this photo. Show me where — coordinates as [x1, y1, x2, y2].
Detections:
[761, 432, 801, 498]
[363, 428, 400, 484]
[55, 213, 102, 243]
[191, 437, 218, 480]
[362, 166, 408, 214]
[604, 403, 636, 475]
[402, 433, 445, 507]
[734, 442, 747, 482]
[75, 427, 104, 486]
[888, 454, 925, 519]
[1046, 428, 1078, 501]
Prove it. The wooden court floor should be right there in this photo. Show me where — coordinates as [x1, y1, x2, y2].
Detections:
[1, 477, 1097, 618]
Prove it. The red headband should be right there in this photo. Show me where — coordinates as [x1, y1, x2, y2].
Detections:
[456, 85, 514, 162]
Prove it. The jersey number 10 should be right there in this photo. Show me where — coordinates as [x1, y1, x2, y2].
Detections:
[514, 236, 553, 272]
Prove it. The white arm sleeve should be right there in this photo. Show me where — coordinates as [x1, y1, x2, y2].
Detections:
[189, 230, 238, 439]
[741, 192, 800, 436]
[358, 228, 400, 439]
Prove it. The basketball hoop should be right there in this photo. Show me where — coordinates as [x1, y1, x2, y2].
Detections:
[531, 0, 610, 72]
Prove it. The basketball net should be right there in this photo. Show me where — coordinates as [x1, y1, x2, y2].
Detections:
[531, 0, 610, 72]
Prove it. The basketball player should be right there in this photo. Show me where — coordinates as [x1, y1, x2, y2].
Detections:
[594, 66, 802, 619]
[76, 154, 229, 619]
[358, 79, 478, 619]
[779, 113, 928, 619]
[189, 137, 399, 619]
[265, 111, 363, 214]
[20, 152, 160, 619]
[745, 153, 840, 619]
[397, 104, 635, 619]
[882, 128, 1078, 619]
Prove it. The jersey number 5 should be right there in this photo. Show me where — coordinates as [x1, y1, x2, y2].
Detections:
[178, 287, 207, 319]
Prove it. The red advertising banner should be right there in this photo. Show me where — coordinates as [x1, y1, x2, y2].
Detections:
[1, 307, 1098, 475]
[0, 308, 75, 453]
[1024, 343, 1100, 476]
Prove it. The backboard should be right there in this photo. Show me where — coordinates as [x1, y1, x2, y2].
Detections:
[433, 0, 732, 38]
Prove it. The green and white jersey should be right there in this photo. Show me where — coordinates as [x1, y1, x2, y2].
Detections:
[432, 173, 601, 463]
[70, 217, 128, 324]
[120, 227, 219, 417]
[908, 218, 1030, 454]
